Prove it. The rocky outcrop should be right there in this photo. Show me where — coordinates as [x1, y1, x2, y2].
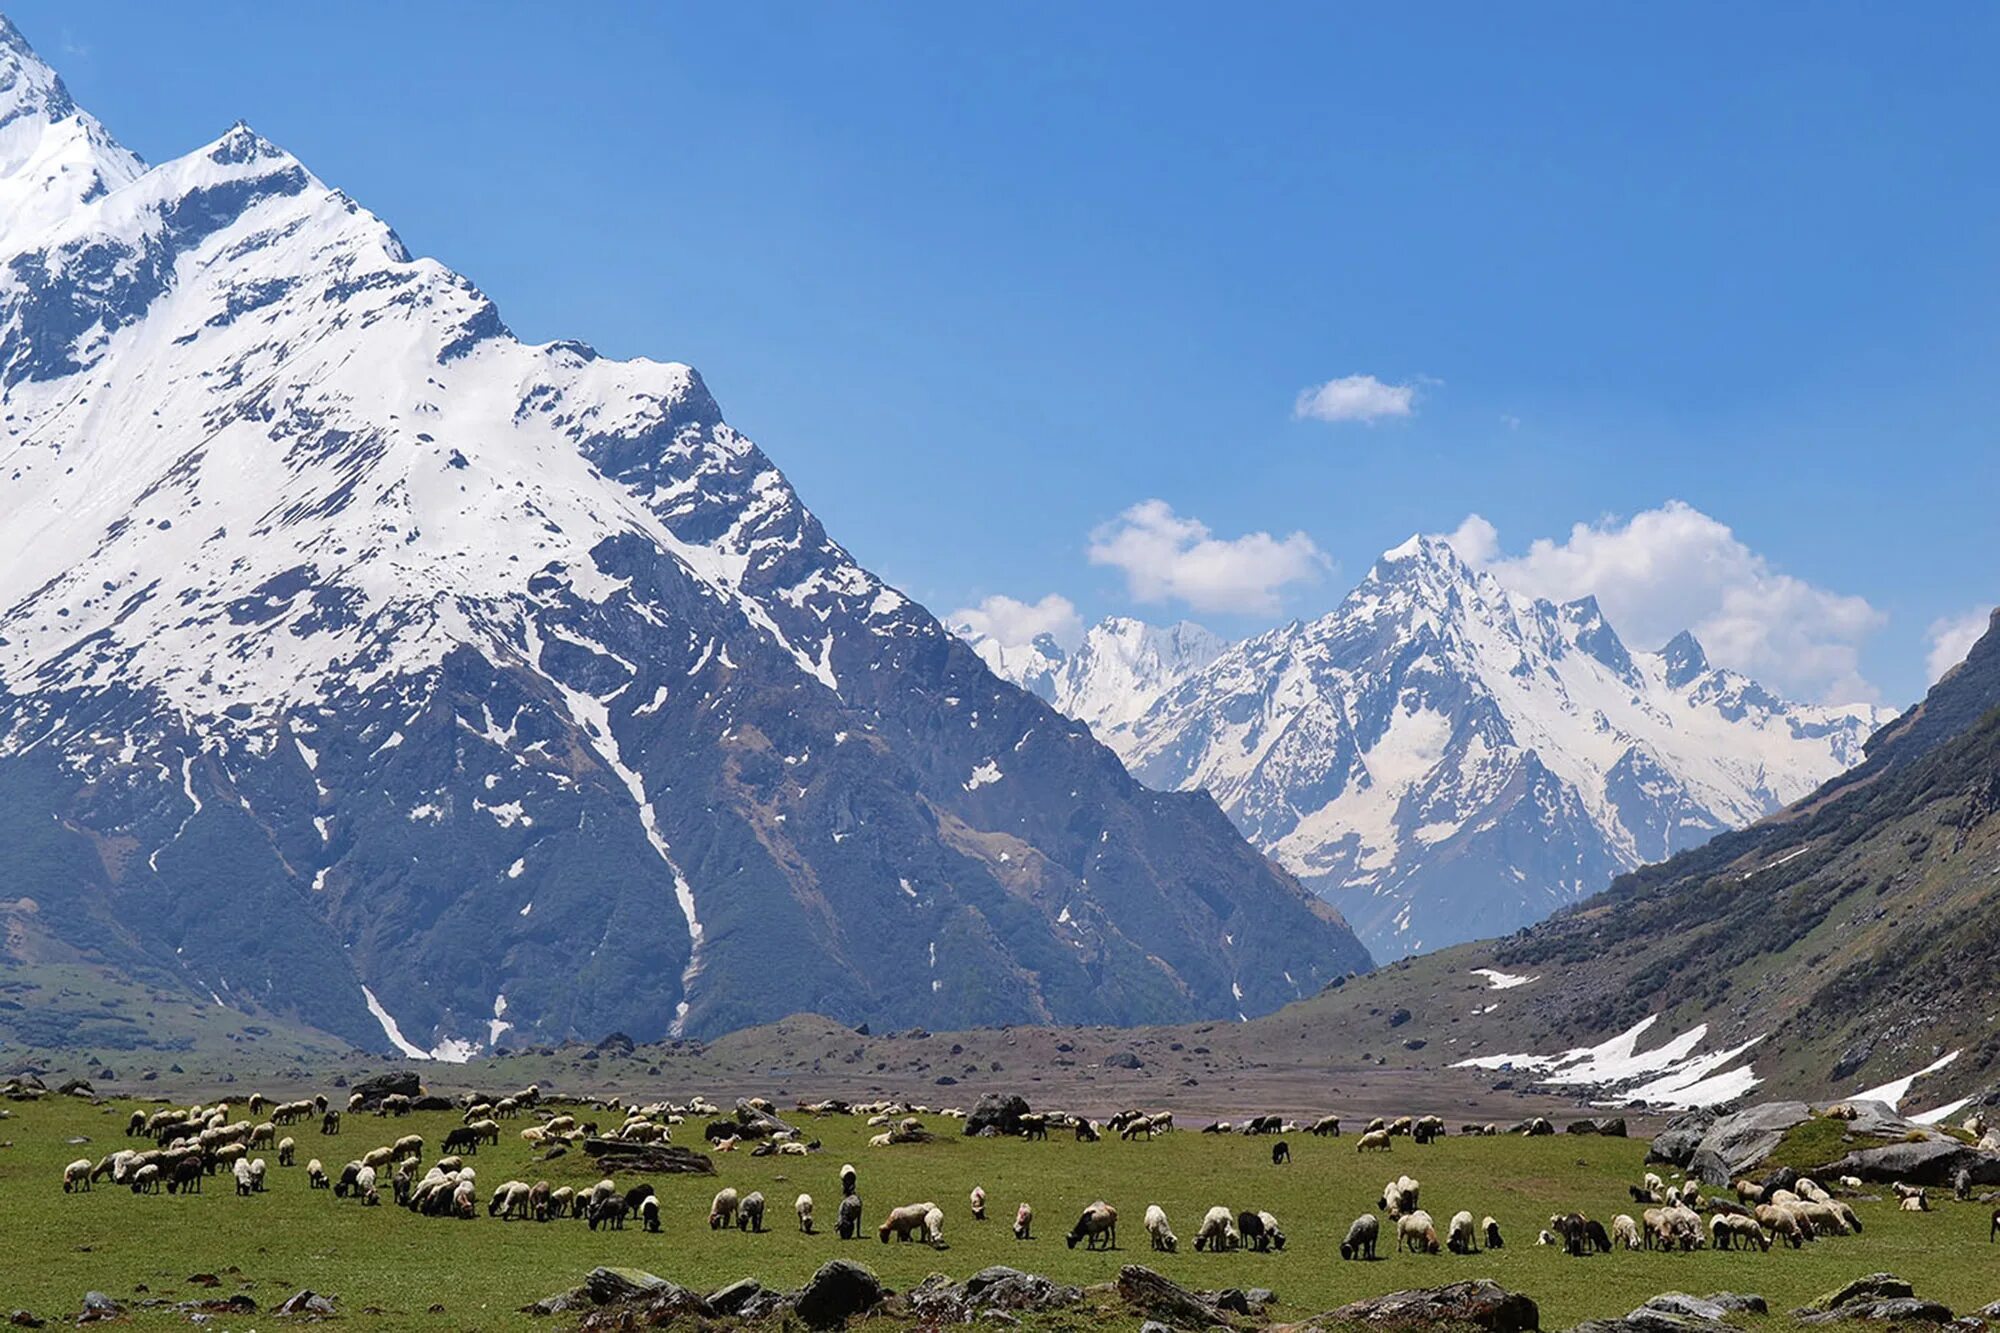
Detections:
[1793, 1274, 1951, 1325]
[347, 1071, 422, 1111]
[1685, 1101, 1811, 1184]
[1312, 1280, 1539, 1333]
[1828, 1140, 2000, 1187]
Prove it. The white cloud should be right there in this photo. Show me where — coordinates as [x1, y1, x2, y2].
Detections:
[1088, 499, 1326, 614]
[949, 592, 1082, 651]
[1925, 608, 1991, 683]
[1440, 501, 1887, 704]
[1293, 373, 1417, 424]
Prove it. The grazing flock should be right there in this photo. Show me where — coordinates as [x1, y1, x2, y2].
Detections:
[54, 1088, 1994, 1274]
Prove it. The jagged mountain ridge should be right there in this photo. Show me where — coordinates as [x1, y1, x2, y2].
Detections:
[956, 616, 1227, 735]
[0, 15, 1370, 1057]
[965, 536, 1890, 957]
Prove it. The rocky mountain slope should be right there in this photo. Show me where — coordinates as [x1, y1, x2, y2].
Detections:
[967, 537, 1889, 958]
[0, 15, 1369, 1057]
[1269, 608, 2000, 1112]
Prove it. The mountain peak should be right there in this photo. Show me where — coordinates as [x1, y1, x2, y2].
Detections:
[1659, 629, 1710, 688]
[0, 13, 73, 130]
[207, 119, 291, 166]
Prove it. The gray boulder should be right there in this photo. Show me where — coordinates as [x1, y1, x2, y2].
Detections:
[1568, 1117, 1628, 1137]
[1791, 1274, 1949, 1325]
[964, 1093, 1032, 1137]
[794, 1260, 885, 1329]
[1316, 1280, 1539, 1333]
[1641, 1294, 1728, 1322]
[706, 1279, 765, 1316]
[1830, 1140, 2000, 1187]
[1686, 1101, 1811, 1184]
[1646, 1109, 1716, 1167]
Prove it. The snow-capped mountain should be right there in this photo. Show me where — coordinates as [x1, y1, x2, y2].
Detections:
[0, 15, 1369, 1056]
[967, 536, 1890, 958]
[958, 616, 1226, 735]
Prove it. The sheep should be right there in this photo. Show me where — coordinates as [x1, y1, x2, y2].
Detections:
[1734, 1177, 1766, 1205]
[795, 1193, 815, 1234]
[277, 1136, 296, 1167]
[879, 1203, 932, 1243]
[1356, 1129, 1393, 1153]
[488, 1180, 533, 1219]
[547, 1186, 573, 1219]
[63, 1158, 93, 1193]
[1365, 1116, 1387, 1133]
[1144, 1204, 1178, 1252]
[1611, 1213, 1642, 1250]
[1190, 1203, 1236, 1253]
[248, 1158, 267, 1192]
[170, 1157, 204, 1194]
[923, 1204, 946, 1248]
[710, 1187, 740, 1229]
[1309, 1114, 1343, 1137]
[1065, 1201, 1118, 1250]
[739, 1190, 767, 1233]
[1398, 1209, 1440, 1254]
[839, 1163, 857, 1197]
[1755, 1204, 1805, 1248]
[589, 1196, 628, 1230]
[838, 1193, 864, 1240]
[1380, 1175, 1421, 1219]
[623, 1183, 656, 1219]
[1536, 1229, 1559, 1247]
[1711, 1213, 1768, 1251]
[1413, 1115, 1446, 1145]
[321, 1110, 341, 1136]
[1256, 1210, 1287, 1251]
[1073, 1119, 1099, 1143]
[1447, 1210, 1478, 1254]
[1340, 1213, 1379, 1260]
[129, 1163, 162, 1194]
[1482, 1216, 1504, 1250]
[249, 1121, 276, 1151]
[868, 1132, 893, 1148]
[1963, 1112, 1987, 1138]
[1901, 1193, 1929, 1213]
[639, 1196, 660, 1233]
[969, 1184, 987, 1221]
[1991, 1208, 2000, 1242]
[233, 1158, 256, 1196]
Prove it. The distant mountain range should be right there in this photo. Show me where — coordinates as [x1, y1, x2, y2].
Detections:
[0, 14, 1370, 1058]
[1276, 606, 2000, 1112]
[962, 535, 1891, 957]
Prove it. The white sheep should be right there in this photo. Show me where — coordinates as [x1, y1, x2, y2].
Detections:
[796, 1193, 815, 1233]
[1013, 1202, 1032, 1240]
[923, 1203, 946, 1248]
[62, 1159, 92, 1193]
[710, 1186, 740, 1229]
[1446, 1210, 1477, 1254]
[307, 1159, 328, 1190]
[1144, 1203, 1178, 1252]
[1612, 1214, 1642, 1250]
[1398, 1209, 1439, 1254]
[1193, 1204, 1237, 1251]
[970, 1185, 986, 1220]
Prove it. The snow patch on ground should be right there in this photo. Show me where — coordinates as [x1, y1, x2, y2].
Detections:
[1853, 1049, 1960, 1110]
[1452, 1014, 1765, 1110]
[1471, 967, 1538, 990]
[361, 984, 429, 1060]
[964, 760, 1002, 791]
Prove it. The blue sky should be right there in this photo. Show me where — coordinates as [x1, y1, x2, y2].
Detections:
[15, 2, 1996, 703]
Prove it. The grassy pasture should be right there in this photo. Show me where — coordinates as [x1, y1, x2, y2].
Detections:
[5, 1094, 1997, 1330]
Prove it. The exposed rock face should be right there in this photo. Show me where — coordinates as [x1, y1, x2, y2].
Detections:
[1829, 1141, 2000, 1187]
[1794, 1274, 1952, 1325]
